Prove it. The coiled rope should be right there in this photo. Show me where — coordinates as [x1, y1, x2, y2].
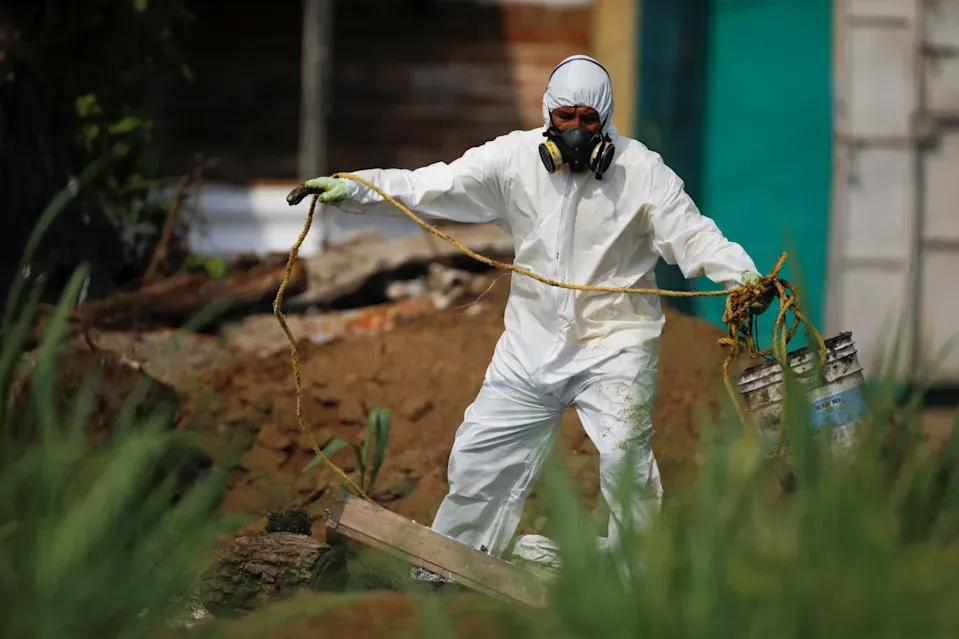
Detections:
[274, 173, 826, 502]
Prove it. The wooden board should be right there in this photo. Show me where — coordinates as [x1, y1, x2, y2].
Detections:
[326, 495, 547, 609]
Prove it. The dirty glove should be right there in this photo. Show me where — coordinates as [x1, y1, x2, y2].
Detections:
[743, 272, 762, 287]
[742, 272, 774, 315]
[286, 176, 349, 206]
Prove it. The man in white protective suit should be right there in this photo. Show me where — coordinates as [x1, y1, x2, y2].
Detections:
[292, 54, 768, 582]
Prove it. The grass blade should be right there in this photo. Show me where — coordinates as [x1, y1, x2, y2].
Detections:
[367, 408, 391, 495]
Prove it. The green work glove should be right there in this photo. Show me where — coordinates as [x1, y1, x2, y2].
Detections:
[743, 272, 762, 287]
[286, 176, 349, 206]
[742, 272, 773, 315]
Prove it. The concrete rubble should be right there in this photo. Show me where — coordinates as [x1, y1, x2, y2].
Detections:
[54, 223, 515, 379]
[221, 223, 512, 357]
[289, 222, 513, 308]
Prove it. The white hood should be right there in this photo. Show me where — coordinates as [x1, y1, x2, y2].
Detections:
[541, 54, 619, 139]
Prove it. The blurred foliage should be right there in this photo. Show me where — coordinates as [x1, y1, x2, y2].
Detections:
[0, 158, 245, 638]
[6, 0, 194, 234]
[184, 253, 228, 280]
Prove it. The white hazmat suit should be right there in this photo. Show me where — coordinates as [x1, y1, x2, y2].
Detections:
[330, 55, 760, 567]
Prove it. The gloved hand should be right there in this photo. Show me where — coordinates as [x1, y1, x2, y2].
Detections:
[286, 176, 349, 206]
[742, 272, 774, 315]
[743, 272, 762, 287]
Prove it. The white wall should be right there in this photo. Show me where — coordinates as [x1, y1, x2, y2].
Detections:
[183, 183, 426, 257]
[828, 0, 959, 383]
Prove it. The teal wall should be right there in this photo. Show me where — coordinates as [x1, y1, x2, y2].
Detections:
[637, 0, 711, 318]
[638, 0, 832, 349]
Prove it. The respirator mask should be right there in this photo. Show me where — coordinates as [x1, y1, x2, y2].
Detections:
[538, 124, 615, 180]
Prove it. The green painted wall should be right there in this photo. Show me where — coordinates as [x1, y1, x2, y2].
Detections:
[637, 0, 832, 350]
[698, 0, 832, 345]
[637, 0, 711, 318]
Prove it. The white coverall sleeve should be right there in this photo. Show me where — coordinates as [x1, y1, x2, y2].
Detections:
[645, 159, 759, 289]
[331, 138, 507, 224]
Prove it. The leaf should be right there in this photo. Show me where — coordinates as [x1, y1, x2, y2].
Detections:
[367, 409, 391, 495]
[361, 409, 376, 488]
[34, 430, 170, 593]
[32, 266, 91, 444]
[352, 443, 365, 490]
[81, 125, 100, 151]
[75, 94, 102, 118]
[204, 257, 227, 280]
[133, 0, 149, 13]
[108, 115, 146, 135]
[301, 438, 350, 473]
[2, 152, 116, 331]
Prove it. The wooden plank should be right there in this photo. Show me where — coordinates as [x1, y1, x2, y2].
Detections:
[326, 495, 547, 609]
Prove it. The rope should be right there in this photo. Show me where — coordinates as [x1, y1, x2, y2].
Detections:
[275, 173, 827, 501]
[272, 195, 372, 502]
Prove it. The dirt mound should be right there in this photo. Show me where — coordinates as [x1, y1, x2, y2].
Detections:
[182, 274, 735, 537]
[13, 345, 182, 443]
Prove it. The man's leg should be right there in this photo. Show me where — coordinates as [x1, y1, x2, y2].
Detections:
[430, 344, 565, 558]
[571, 347, 663, 559]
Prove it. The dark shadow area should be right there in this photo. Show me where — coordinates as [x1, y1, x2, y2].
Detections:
[155, 1, 303, 183]
[911, 385, 959, 409]
[637, 0, 712, 317]
[0, 6, 140, 307]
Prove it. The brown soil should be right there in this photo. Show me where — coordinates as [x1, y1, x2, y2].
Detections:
[181, 273, 738, 539]
[13, 346, 181, 444]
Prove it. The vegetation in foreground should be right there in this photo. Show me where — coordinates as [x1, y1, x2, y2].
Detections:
[3, 183, 959, 638]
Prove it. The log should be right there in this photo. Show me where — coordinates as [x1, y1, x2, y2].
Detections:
[41, 259, 307, 333]
[198, 532, 347, 618]
[326, 494, 547, 608]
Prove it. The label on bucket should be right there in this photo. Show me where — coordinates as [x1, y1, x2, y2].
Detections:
[810, 384, 867, 431]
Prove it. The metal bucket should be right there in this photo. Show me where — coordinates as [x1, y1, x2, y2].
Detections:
[736, 332, 867, 451]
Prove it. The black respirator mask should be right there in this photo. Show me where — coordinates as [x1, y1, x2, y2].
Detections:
[538, 124, 615, 180]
